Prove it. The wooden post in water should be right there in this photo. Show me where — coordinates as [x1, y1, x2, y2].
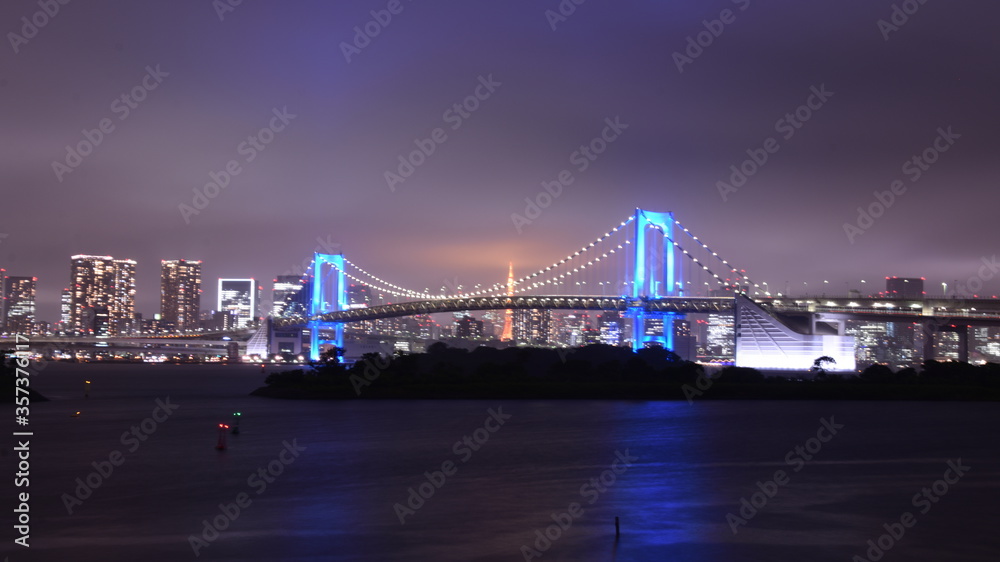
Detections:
[615, 516, 620, 539]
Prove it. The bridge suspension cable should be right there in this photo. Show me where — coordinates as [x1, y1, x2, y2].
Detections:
[669, 217, 760, 291]
[320, 214, 638, 301]
[291, 211, 758, 307]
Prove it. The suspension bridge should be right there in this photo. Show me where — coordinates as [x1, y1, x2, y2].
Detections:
[257, 208, 871, 371]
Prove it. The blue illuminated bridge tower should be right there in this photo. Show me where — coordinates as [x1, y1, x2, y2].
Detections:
[266, 206, 858, 371]
[293, 208, 690, 358]
[308, 253, 346, 360]
[629, 208, 682, 351]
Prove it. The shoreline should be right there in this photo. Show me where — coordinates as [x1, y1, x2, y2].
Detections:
[249, 381, 1000, 401]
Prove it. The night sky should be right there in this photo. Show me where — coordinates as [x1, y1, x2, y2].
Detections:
[2, 0, 999, 322]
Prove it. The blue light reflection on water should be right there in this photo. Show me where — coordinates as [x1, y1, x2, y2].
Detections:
[13, 363, 1000, 561]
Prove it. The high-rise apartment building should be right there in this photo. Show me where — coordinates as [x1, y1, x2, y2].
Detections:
[217, 278, 257, 329]
[514, 308, 550, 344]
[160, 260, 202, 332]
[60, 288, 71, 327]
[3, 276, 36, 334]
[69, 255, 137, 335]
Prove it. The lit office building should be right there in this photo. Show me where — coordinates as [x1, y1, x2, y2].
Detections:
[456, 315, 484, 339]
[70, 255, 137, 335]
[160, 259, 202, 332]
[672, 318, 696, 360]
[217, 278, 258, 329]
[514, 308, 550, 344]
[348, 283, 373, 309]
[598, 311, 623, 345]
[273, 275, 308, 317]
[705, 312, 735, 360]
[847, 320, 919, 367]
[973, 327, 1000, 362]
[644, 316, 664, 337]
[3, 276, 36, 334]
[60, 288, 71, 327]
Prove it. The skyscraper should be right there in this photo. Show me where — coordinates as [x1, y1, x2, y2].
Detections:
[272, 275, 305, 317]
[60, 288, 71, 327]
[218, 278, 257, 329]
[160, 259, 202, 332]
[706, 312, 735, 360]
[70, 255, 137, 335]
[598, 311, 622, 345]
[3, 276, 36, 334]
[0, 268, 5, 328]
[514, 308, 550, 344]
[347, 283, 373, 309]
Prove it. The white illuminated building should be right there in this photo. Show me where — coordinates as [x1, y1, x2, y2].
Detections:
[734, 296, 856, 372]
[218, 278, 257, 329]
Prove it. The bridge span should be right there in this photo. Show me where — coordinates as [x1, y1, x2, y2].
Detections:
[274, 295, 735, 326]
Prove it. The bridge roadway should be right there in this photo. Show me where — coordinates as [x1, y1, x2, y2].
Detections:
[0, 336, 244, 354]
[275, 295, 736, 326]
[276, 294, 1000, 327]
[760, 296, 1000, 325]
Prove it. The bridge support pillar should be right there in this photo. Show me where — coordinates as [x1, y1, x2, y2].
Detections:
[308, 252, 347, 362]
[308, 322, 344, 362]
[923, 323, 936, 362]
[628, 307, 644, 352]
[629, 208, 682, 352]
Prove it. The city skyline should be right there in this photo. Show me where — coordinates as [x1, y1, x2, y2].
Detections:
[3, 1, 999, 323]
[4, 250, 1000, 327]
[5, 4, 1000, 560]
